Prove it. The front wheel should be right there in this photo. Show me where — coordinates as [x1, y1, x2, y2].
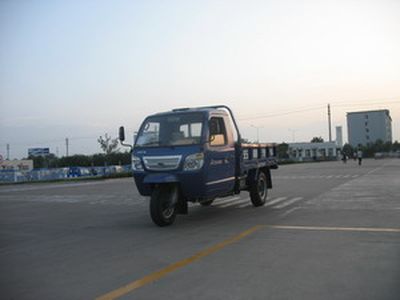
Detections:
[250, 172, 268, 207]
[150, 185, 178, 226]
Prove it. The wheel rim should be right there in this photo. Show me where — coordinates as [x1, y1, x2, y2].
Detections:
[162, 206, 174, 219]
[258, 177, 267, 199]
[162, 186, 177, 219]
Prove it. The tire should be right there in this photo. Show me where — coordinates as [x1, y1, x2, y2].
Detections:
[199, 199, 214, 206]
[150, 185, 178, 226]
[250, 171, 268, 207]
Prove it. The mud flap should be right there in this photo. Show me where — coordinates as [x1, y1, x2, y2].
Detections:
[176, 198, 188, 214]
[266, 168, 272, 189]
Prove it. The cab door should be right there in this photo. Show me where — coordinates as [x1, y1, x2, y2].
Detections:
[205, 116, 236, 197]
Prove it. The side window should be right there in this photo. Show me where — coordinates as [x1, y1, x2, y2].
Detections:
[209, 117, 227, 146]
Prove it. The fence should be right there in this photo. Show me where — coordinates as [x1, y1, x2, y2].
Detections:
[374, 151, 400, 159]
[0, 165, 131, 184]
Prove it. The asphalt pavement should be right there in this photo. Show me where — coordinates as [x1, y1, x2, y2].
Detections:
[1, 159, 399, 300]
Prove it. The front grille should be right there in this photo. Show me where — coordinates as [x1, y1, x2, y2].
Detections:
[143, 155, 182, 171]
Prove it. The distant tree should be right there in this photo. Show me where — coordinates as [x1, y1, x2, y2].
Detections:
[29, 153, 58, 169]
[91, 153, 106, 166]
[91, 152, 131, 166]
[28, 155, 45, 169]
[310, 136, 324, 143]
[58, 155, 92, 167]
[342, 143, 353, 157]
[46, 154, 59, 168]
[277, 143, 289, 159]
[383, 141, 392, 152]
[393, 141, 400, 151]
[107, 151, 131, 165]
[98, 133, 119, 155]
[28, 150, 132, 169]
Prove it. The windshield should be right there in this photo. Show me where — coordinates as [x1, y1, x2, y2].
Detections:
[136, 113, 204, 147]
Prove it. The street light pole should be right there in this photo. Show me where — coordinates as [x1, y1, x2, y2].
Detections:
[250, 125, 263, 143]
[65, 138, 69, 157]
[328, 104, 332, 142]
[288, 129, 297, 142]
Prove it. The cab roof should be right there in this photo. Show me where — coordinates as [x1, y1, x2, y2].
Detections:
[148, 106, 230, 118]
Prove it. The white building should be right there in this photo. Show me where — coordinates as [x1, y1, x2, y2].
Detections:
[288, 142, 339, 162]
[0, 160, 34, 171]
[347, 109, 392, 147]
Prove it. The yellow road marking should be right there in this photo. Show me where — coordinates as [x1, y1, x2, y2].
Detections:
[268, 225, 400, 233]
[96, 224, 400, 299]
[95, 225, 264, 300]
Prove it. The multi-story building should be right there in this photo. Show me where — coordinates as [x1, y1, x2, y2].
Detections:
[347, 109, 392, 147]
[335, 126, 343, 148]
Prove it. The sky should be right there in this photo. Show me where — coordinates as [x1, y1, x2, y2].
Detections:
[1, 0, 399, 159]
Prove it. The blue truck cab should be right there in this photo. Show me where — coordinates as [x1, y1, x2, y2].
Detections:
[119, 105, 278, 226]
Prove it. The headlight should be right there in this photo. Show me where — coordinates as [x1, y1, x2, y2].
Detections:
[132, 155, 144, 171]
[183, 153, 204, 171]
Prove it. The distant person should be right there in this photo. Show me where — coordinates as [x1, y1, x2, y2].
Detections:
[353, 152, 357, 161]
[342, 153, 347, 163]
[357, 150, 363, 166]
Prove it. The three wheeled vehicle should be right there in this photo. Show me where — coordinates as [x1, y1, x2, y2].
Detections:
[119, 105, 278, 226]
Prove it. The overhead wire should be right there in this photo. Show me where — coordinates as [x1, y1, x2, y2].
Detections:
[237, 105, 326, 121]
[2, 97, 398, 150]
[236, 97, 399, 122]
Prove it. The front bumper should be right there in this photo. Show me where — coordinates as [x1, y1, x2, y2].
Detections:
[133, 171, 206, 200]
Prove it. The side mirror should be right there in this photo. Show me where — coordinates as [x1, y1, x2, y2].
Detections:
[118, 126, 133, 152]
[119, 126, 125, 142]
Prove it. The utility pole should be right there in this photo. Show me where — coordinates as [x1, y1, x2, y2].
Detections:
[328, 104, 332, 142]
[65, 138, 69, 157]
[6, 144, 10, 160]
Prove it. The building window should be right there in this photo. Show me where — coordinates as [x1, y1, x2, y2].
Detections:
[366, 128, 369, 133]
[366, 135, 370, 140]
[365, 115, 368, 119]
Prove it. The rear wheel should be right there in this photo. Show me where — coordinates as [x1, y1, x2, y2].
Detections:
[250, 172, 268, 207]
[150, 185, 178, 226]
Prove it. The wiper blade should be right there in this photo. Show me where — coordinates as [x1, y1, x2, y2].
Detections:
[137, 142, 160, 147]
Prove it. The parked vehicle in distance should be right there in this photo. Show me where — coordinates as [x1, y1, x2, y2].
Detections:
[119, 105, 278, 226]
